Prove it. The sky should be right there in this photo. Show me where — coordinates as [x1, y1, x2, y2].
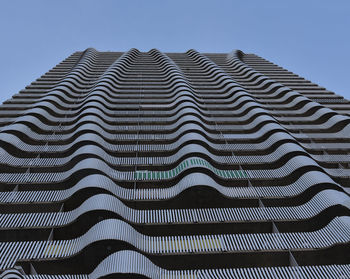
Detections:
[0, 0, 349, 101]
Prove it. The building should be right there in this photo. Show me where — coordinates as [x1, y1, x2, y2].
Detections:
[0, 48, 350, 278]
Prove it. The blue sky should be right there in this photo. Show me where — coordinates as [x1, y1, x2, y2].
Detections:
[0, 0, 349, 101]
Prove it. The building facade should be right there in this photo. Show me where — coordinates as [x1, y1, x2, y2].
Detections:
[0, 48, 350, 278]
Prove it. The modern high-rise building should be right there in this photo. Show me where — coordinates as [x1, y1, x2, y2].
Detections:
[1, 48, 350, 279]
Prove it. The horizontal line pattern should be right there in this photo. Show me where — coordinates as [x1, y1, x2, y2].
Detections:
[0, 48, 350, 278]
